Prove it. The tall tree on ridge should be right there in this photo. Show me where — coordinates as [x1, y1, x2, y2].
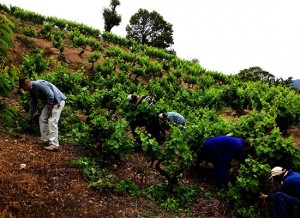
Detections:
[102, 0, 121, 32]
[126, 8, 174, 50]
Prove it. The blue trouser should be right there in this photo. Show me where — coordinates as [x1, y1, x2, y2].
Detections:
[203, 145, 231, 187]
[214, 161, 230, 187]
[268, 192, 300, 218]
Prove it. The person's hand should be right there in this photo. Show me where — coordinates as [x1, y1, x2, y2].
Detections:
[47, 105, 53, 118]
[18, 88, 24, 96]
[259, 192, 268, 199]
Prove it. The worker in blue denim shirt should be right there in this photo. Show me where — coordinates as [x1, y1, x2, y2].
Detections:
[158, 112, 186, 131]
[19, 78, 66, 151]
[259, 166, 300, 218]
[159, 112, 186, 126]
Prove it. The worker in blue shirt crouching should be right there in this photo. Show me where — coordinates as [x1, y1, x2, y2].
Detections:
[260, 166, 300, 218]
[202, 135, 253, 187]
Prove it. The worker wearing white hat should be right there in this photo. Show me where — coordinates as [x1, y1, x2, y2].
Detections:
[259, 166, 300, 218]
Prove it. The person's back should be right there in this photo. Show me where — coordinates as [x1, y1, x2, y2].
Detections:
[260, 167, 300, 217]
[165, 112, 186, 126]
[137, 95, 155, 106]
[127, 94, 155, 107]
[282, 170, 300, 198]
[203, 136, 246, 187]
[204, 136, 244, 161]
[29, 80, 66, 115]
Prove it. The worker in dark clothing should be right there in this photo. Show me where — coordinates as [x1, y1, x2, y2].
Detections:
[202, 136, 253, 187]
[259, 166, 300, 218]
[127, 94, 155, 107]
[127, 94, 163, 144]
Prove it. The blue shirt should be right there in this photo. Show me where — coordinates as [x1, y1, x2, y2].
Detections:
[29, 80, 66, 116]
[281, 170, 300, 198]
[166, 112, 186, 126]
[203, 136, 244, 162]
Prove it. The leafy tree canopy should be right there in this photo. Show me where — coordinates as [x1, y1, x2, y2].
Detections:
[126, 8, 174, 50]
[237, 66, 293, 87]
[103, 0, 121, 32]
[238, 66, 274, 82]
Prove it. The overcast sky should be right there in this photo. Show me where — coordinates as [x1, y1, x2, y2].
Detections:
[2, 0, 300, 79]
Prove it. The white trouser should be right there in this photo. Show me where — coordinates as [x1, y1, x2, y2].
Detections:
[39, 100, 65, 147]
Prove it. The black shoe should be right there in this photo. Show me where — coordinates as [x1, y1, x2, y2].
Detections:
[41, 141, 50, 146]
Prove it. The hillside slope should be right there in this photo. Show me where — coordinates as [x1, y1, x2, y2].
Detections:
[2, 7, 300, 218]
[0, 29, 233, 218]
[0, 32, 174, 217]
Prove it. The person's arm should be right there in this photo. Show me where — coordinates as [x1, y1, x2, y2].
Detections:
[259, 192, 279, 202]
[234, 149, 245, 163]
[29, 93, 38, 118]
[265, 192, 278, 201]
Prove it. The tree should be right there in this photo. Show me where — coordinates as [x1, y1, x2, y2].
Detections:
[102, 0, 121, 32]
[237, 66, 293, 87]
[126, 9, 174, 49]
[238, 66, 275, 83]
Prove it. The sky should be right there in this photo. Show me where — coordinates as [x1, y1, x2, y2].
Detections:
[2, 0, 300, 79]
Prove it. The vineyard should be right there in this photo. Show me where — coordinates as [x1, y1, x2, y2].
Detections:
[1, 4, 300, 218]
